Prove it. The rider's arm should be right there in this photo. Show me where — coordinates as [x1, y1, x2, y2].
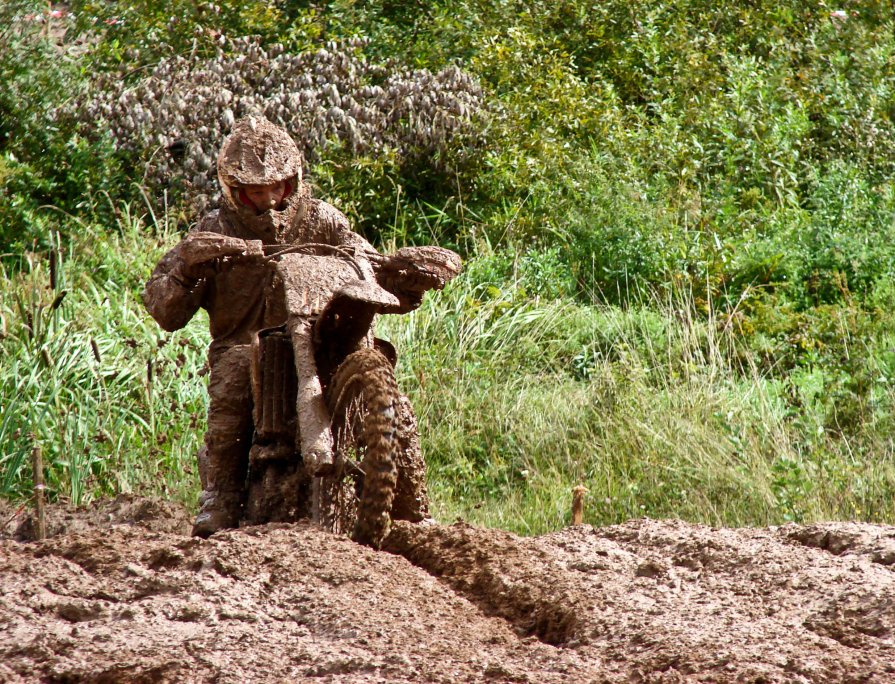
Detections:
[142, 232, 210, 333]
[313, 201, 376, 253]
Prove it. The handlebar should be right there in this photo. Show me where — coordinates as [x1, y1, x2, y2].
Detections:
[224, 241, 374, 279]
[220, 239, 461, 295]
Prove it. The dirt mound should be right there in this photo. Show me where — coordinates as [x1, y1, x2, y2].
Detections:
[2, 499, 894, 682]
[1, 494, 192, 541]
[387, 520, 895, 681]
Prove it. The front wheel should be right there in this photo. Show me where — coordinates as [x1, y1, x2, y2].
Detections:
[315, 348, 400, 547]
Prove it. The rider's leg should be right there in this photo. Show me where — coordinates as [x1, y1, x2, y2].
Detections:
[192, 344, 254, 538]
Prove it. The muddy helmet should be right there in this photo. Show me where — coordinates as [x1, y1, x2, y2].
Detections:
[217, 116, 305, 240]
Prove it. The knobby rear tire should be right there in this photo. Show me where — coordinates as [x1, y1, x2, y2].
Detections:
[317, 348, 399, 547]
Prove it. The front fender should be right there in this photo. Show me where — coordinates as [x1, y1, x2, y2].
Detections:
[333, 279, 401, 309]
[314, 279, 399, 383]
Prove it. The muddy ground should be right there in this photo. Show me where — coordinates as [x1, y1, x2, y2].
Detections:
[1, 495, 894, 683]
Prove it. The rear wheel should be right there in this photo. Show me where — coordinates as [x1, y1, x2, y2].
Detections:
[316, 348, 399, 547]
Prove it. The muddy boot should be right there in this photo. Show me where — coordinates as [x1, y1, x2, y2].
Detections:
[193, 345, 253, 538]
[191, 489, 243, 538]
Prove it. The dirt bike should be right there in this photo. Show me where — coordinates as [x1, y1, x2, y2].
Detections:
[233, 241, 460, 547]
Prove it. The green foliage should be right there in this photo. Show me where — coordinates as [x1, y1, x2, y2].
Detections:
[68, 0, 288, 66]
[3, 0, 895, 531]
[0, 210, 207, 505]
[7, 0, 895, 298]
[0, 2, 129, 252]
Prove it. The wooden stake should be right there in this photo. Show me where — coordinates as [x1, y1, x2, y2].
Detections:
[49, 248, 57, 290]
[31, 442, 47, 541]
[572, 485, 588, 526]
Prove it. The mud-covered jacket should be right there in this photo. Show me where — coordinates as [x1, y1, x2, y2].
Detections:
[143, 198, 373, 350]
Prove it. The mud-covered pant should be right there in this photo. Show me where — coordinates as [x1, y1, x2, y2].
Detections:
[198, 344, 253, 497]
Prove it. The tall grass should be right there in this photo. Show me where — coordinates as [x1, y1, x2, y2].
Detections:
[0, 208, 208, 507]
[380, 256, 895, 533]
[3, 209, 895, 532]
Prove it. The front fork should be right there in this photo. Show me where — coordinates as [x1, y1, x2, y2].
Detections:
[289, 317, 334, 476]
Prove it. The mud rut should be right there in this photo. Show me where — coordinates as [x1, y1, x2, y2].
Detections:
[1, 495, 894, 683]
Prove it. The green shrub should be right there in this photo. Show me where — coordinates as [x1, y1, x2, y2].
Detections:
[0, 2, 128, 252]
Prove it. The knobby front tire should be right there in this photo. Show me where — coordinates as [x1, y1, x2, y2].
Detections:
[317, 348, 399, 547]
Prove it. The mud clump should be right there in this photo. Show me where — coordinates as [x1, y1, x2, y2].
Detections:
[786, 521, 895, 566]
[2, 498, 895, 682]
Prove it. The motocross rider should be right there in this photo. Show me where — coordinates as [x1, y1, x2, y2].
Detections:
[143, 116, 380, 537]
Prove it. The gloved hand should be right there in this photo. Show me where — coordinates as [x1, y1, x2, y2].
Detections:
[177, 232, 263, 280]
[377, 265, 436, 296]
[375, 246, 462, 311]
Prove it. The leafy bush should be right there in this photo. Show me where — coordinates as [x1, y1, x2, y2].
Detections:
[0, 2, 129, 252]
[75, 36, 487, 231]
[68, 0, 289, 66]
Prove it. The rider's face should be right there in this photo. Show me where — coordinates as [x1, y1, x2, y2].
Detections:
[243, 181, 288, 212]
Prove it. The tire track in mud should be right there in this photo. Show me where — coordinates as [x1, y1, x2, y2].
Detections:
[384, 518, 895, 683]
[785, 522, 895, 568]
[383, 521, 583, 645]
